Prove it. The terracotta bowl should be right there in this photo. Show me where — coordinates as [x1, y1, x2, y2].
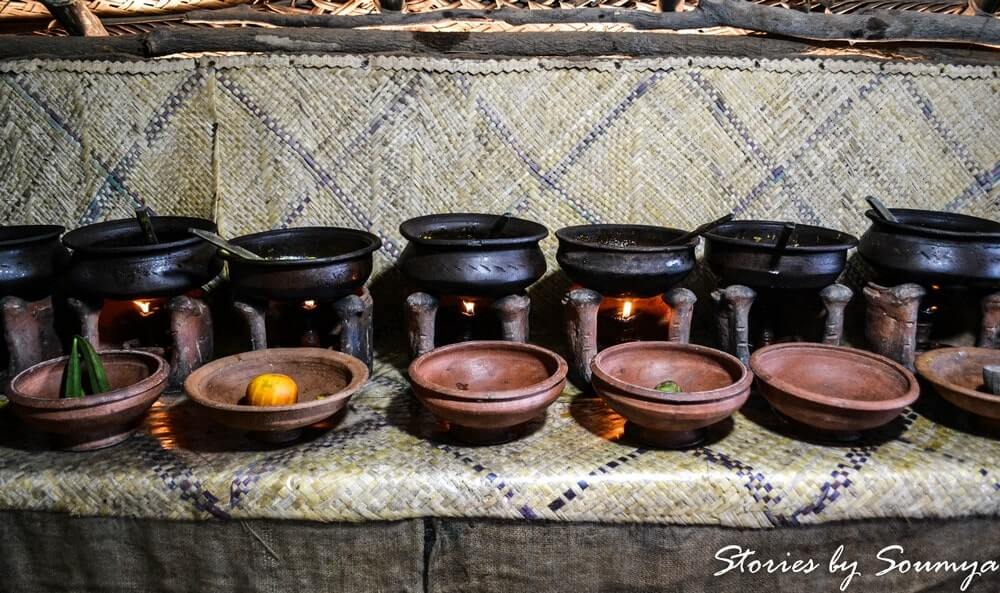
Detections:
[184, 347, 368, 443]
[750, 343, 919, 439]
[7, 350, 169, 451]
[408, 341, 568, 444]
[590, 341, 752, 448]
[916, 347, 1000, 426]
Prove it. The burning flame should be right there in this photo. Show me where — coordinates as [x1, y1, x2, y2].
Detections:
[133, 299, 157, 318]
[302, 299, 318, 311]
[461, 300, 476, 317]
[618, 300, 635, 321]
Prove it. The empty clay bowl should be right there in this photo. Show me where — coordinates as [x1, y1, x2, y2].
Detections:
[408, 341, 568, 444]
[916, 347, 1000, 427]
[184, 348, 368, 443]
[7, 350, 169, 451]
[590, 341, 752, 448]
[750, 343, 919, 439]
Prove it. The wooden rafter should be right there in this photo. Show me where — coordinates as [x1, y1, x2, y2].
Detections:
[181, 2, 1000, 46]
[38, 0, 108, 35]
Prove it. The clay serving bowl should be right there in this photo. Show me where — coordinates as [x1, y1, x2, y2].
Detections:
[184, 347, 368, 443]
[408, 341, 568, 444]
[750, 343, 919, 439]
[7, 350, 169, 451]
[916, 347, 1000, 426]
[590, 342, 752, 448]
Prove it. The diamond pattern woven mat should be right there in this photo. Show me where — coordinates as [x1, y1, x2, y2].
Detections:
[1, 347, 998, 527]
[0, 53, 997, 527]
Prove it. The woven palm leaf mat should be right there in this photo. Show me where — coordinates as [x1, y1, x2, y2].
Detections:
[0, 53, 998, 527]
[1, 348, 999, 528]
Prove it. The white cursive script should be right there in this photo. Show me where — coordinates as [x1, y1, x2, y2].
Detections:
[876, 545, 1000, 592]
[712, 545, 998, 591]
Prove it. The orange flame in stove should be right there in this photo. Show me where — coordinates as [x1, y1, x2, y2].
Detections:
[302, 299, 318, 311]
[618, 300, 635, 321]
[461, 300, 476, 317]
[133, 299, 156, 318]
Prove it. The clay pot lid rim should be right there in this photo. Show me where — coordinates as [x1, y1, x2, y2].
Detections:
[399, 213, 549, 248]
[62, 216, 217, 255]
[222, 227, 383, 267]
[184, 347, 369, 412]
[408, 341, 568, 401]
[704, 219, 858, 252]
[555, 224, 699, 252]
[590, 341, 752, 403]
[0, 224, 65, 247]
[750, 342, 919, 411]
[915, 347, 1000, 403]
[8, 350, 169, 409]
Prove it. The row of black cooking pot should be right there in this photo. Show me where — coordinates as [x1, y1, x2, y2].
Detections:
[397, 209, 1000, 298]
[0, 218, 382, 303]
[1, 208, 998, 304]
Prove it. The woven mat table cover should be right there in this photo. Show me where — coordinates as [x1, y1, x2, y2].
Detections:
[1, 347, 998, 528]
[0, 53, 998, 528]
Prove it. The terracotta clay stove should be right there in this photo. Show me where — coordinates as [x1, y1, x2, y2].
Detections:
[703, 221, 858, 364]
[62, 216, 222, 389]
[859, 208, 1000, 370]
[556, 224, 699, 386]
[0, 225, 65, 385]
[222, 227, 381, 369]
[399, 214, 548, 359]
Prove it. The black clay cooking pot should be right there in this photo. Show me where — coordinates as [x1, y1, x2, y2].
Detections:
[858, 208, 1000, 287]
[223, 227, 382, 302]
[398, 214, 548, 296]
[704, 220, 858, 290]
[0, 225, 66, 300]
[555, 224, 698, 297]
[62, 216, 222, 300]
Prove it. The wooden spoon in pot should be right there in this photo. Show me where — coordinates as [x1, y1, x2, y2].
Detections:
[664, 213, 734, 246]
[188, 228, 264, 261]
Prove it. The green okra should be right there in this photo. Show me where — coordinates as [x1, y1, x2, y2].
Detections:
[76, 335, 111, 395]
[63, 337, 84, 399]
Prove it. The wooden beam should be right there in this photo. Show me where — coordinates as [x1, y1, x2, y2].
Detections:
[183, 5, 714, 31]
[181, 2, 1000, 47]
[0, 29, 997, 63]
[698, 0, 1000, 44]
[38, 0, 108, 36]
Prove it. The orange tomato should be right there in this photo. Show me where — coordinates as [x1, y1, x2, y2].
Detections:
[246, 373, 298, 407]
